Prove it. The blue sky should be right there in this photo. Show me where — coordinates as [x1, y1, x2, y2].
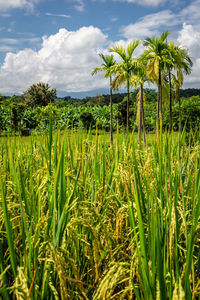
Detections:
[0, 0, 199, 97]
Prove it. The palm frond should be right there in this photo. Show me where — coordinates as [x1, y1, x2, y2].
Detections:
[91, 53, 116, 77]
[146, 57, 159, 81]
[91, 67, 104, 76]
[161, 30, 169, 42]
[112, 72, 126, 90]
[127, 40, 141, 59]
[99, 53, 116, 67]
[109, 45, 126, 61]
[130, 75, 140, 89]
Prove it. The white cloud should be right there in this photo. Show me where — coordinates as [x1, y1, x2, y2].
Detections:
[0, 0, 40, 11]
[45, 12, 71, 18]
[177, 23, 200, 58]
[0, 0, 29, 11]
[177, 23, 200, 88]
[74, 0, 85, 11]
[114, 0, 167, 6]
[0, 26, 108, 94]
[120, 0, 200, 41]
[0, 45, 15, 51]
[121, 10, 177, 39]
[180, 0, 200, 26]
[0, 38, 19, 44]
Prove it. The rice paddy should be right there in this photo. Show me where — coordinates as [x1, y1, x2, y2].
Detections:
[0, 127, 200, 299]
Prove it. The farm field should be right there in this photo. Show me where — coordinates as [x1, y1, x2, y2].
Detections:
[0, 128, 200, 299]
[1, 0, 200, 298]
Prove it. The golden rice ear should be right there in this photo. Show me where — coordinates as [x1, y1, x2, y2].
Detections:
[93, 263, 131, 299]
[14, 267, 29, 299]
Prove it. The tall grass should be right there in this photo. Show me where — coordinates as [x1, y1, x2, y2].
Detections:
[0, 125, 200, 299]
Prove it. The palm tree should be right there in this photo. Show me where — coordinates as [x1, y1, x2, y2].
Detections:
[163, 41, 193, 133]
[163, 40, 176, 133]
[109, 40, 141, 134]
[92, 54, 116, 145]
[143, 31, 169, 130]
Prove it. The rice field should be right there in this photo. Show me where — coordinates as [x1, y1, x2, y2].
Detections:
[0, 126, 200, 299]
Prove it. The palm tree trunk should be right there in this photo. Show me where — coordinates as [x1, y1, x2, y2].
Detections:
[141, 85, 146, 144]
[126, 80, 130, 135]
[169, 70, 172, 133]
[140, 84, 146, 144]
[138, 84, 143, 142]
[158, 66, 162, 127]
[157, 67, 161, 132]
[142, 109, 146, 144]
[110, 75, 113, 145]
[156, 95, 160, 134]
[177, 87, 182, 132]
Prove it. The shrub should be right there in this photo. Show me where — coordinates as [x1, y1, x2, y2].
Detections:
[80, 111, 95, 131]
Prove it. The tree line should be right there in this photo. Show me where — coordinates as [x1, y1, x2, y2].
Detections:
[0, 85, 200, 136]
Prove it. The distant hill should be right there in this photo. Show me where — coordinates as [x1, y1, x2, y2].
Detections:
[2, 88, 200, 107]
[56, 92, 128, 106]
[180, 88, 200, 98]
[57, 89, 200, 106]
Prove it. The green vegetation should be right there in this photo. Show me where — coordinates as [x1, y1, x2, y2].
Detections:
[0, 90, 200, 136]
[79, 111, 95, 131]
[0, 126, 200, 299]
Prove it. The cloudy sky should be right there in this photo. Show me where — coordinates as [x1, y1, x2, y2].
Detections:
[0, 0, 199, 97]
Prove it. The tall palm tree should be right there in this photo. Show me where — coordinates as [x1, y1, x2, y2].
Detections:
[163, 40, 176, 133]
[92, 54, 116, 145]
[164, 41, 193, 133]
[143, 31, 169, 130]
[109, 40, 141, 134]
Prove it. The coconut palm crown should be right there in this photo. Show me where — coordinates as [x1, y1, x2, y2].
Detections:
[143, 30, 169, 129]
[109, 40, 141, 134]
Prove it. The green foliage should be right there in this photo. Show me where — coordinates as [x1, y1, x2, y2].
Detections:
[180, 88, 200, 98]
[116, 93, 136, 128]
[80, 93, 127, 105]
[86, 95, 107, 106]
[80, 111, 95, 130]
[10, 102, 26, 132]
[20, 108, 39, 130]
[163, 96, 200, 131]
[0, 90, 200, 135]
